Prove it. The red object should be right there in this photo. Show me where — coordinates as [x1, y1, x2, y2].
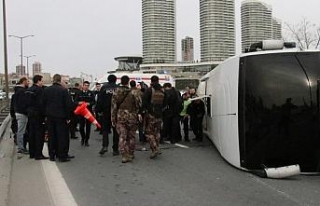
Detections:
[74, 102, 101, 129]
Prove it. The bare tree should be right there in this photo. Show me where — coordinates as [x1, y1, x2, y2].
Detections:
[284, 18, 320, 50]
[316, 27, 320, 49]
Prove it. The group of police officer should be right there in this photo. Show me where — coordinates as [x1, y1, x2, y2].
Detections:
[99, 74, 165, 163]
[93, 74, 204, 163]
[11, 72, 204, 164]
[12, 74, 75, 162]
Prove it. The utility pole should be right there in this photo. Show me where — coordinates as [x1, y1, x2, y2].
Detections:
[23, 55, 36, 78]
[2, 0, 9, 99]
[9, 34, 34, 75]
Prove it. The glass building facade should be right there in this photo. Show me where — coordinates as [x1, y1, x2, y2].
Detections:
[200, 0, 235, 62]
[142, 0, 176, 64]
[241, 0, 282, 52]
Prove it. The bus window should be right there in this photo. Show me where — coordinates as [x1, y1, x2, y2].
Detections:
[206, 97, 211, 117]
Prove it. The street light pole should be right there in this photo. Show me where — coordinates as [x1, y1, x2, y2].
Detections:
[9, 34, 34, 74]
[2, 0, 9, 99]
[23, 55, 36, 78]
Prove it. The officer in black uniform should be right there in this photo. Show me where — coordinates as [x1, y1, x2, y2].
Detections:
[94, 82, 102, 133]
[74, 81, 95, 146]
[25, 75, 48, 160]
[68, 82, 81, 139]
[163, 83, 183, 144]
[43, 74, 73, 162]
[96, 74, 119, 156]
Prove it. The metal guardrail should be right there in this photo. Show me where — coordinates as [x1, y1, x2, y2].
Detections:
[0, 115, 10, 139]
[0, 99, 9, 111]
[0, 99, 10, 140]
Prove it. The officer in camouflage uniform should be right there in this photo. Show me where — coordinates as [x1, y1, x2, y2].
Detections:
[141, 75, 164, 159]
[111, 76, 142, 163]
[130, 80, 145, 143]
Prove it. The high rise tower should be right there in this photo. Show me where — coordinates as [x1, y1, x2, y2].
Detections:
[241, 0, 274, 52]
[16, 65, 26, 76]
[142, 0, 176, 64]
[32, 61, 42, 76]
[200, 0, 235, 62]
[272, 18, 282, 40]
[181, 36, 194, 62]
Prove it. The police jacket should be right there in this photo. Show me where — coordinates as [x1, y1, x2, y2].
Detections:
[74, 90, 95, 112]
[187, 100, 205, 118]
[25, 84, 44, 116]
[163, 88, 182, 117]
[10, 95, 15, 118]
[68, 87, 81, 102]
[13, 85, 29, 115]
[42, 83, 72, 119]
[95, 82, 118, 114]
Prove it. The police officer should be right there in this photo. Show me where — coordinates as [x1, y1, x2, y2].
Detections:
[187, 97, 205, 142]
[74, 81, 95, 146]
[25, 75, 48, 160]
[14, 77, 29, 154]
[111, 76, 142, 163]
[141, 75, 164, 159]
[96, 75, 120, 156]
[131, 81, 145, 143]
[43, 74, 73, 162]
[188, 87, 197, 131]
[94, 82, 102, 133]
[163, 83, 183, 144]
[68, 83, 81, 139]
[180, 92, 191, 142]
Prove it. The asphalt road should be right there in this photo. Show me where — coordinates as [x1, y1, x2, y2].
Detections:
[52, 130, 320, 206]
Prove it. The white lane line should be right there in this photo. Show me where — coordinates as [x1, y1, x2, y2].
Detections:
[41, 144, 78, 206]
[164, 141, 189, 148]
[252, 176, 306, 206]
[174, 143, 189, 149]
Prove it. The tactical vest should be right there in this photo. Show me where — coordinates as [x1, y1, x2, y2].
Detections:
[118, 88, 137, 112]
[150, 88, 165, 118]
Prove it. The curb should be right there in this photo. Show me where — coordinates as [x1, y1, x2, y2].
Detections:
[0, 115, 13, 206]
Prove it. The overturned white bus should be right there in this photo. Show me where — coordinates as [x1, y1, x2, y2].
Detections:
[199, 40, 320, 178]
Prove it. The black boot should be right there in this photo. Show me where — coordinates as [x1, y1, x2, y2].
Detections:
[85, 140, 89, 146]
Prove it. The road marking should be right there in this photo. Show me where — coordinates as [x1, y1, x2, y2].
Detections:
[41, 144, 78, 206]
[174, 143, 189, 149]
[164, 141, 189, 149]
[252, 176, 306, 206]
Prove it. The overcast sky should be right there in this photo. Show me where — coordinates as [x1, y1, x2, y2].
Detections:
[0, 0, 319, 78]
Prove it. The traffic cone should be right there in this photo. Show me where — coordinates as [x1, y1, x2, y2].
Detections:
[74, 102, 101, 129]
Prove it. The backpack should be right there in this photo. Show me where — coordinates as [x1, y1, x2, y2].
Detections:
[150, 88, 165, 118]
